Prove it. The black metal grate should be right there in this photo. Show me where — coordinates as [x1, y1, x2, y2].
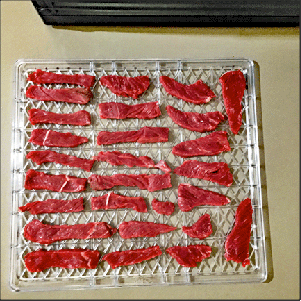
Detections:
[31, 0, 300, 26]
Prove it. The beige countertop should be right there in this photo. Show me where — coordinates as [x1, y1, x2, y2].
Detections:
[1, 1, 299, 299]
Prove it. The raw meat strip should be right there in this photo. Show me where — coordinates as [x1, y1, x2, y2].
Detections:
[24, 169, 87, 192]
[29, 129, 88, 147]
[172, 131, 231, 158]
[174, 160, 233, 187]
[151, 198, 175, 215]
[91, 192, 147, 213]
[119, 221, 177, 239]
[97, 126, 169, 145]
[160, 76, 216, 104]
[219, 70, 246, 135]
[26, 150, 95, 172]
[166, 244, 212, 267]
[224, 198, 253, 267]
[28, 109, 91, 126]
[27, 69, 95, 87]
[178, 183, 231, 211]
[19, 197, 84, 215]
[24, 219, 117, 244]
[100, 75, 150, 99]
[93, 151, 171, 173]
[88, 173, 172, 192]
[24, 249, 100, 272]
[99, 102, 161, 119]
[166, 106, 225, 133]
[102, 246, 162, 269]
[182, 214, 213, 239]
[26, 85, 93, 104]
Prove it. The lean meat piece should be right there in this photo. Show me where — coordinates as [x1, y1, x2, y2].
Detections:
[119, 221, 177, 239]
[24, 249, 100, 272]
[160, 76, 216, 104]
[224, 198, 253, 267]
[100, 75, 150, 99]
[219, 70, 246, 135]
[24, 219, 117, 244]
[27, 69, 95, 87]
[26, 85, 93, 104]
[178, 183, 230, 211]
[172, 131, 231, 158]
[29, 129, 88, 147]
[24, 169, 87, 192]
[28, 109, 91, 126]
[151, 198, 175, 215]
[97, 126, 169, 145]
[174, 160, 233, 187]
[88, 173, 172, 192]
[182, 214, 213, 239]
[91, 192, 147, 213]
[99, 102, 161, 119]
[102, 246, 162, 269]
[19, 197, 84, 215]
[166, 106, 225, 133]
[26, 150, 95, 172]
[93, 151, 171, 173]
[166, 244, 212, 267]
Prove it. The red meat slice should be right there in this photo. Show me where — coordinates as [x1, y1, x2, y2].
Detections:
[93, 151, 171, 173]
[160, 76, 216, 104]
[224, 198, 253, 267]
[151, 198, 175, 215]
[174, 160, 233, 187]
[24, 169, 87, 192]
[100, 75, 150, 99]
[99, 102, 161, 119]
[219, 70, 246, 135]
[29, 129, 88, 147]
[91, 192, 147, 213]
[178, 183, 231, 211]
[119, 221, 177, 239]
[26, 86, 93, 104]
[19, 197, 84, 215]
[27, 69, 95, 87]
[102, 246, 162, 269]
[88, 173, 172, 192]
[166, 244, 212, 267]
[26, 150, 95, 172]
[182, 214, 213, 239]
[166, 106, 225, 133]
[28, 109, 91, 126]
[24, 249, 100, 272]
[24, 219, 117, 244]
[97, 126, 169, 145]
[172, 131, 231, 158]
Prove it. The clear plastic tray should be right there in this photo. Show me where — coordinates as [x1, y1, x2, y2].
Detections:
[10, 59, 267, 292]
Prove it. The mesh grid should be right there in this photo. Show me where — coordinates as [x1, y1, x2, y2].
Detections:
[10, 59, 266, 291]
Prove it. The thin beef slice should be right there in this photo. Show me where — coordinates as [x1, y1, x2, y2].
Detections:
[28, 109, 91, 126]
[182, 214, 213, 239]
[102, 246, 162, 269]
[24, 249, 100, 272]
[100, 75, 150, 99]
[178, 183, 231, 211]
[119, 221, 177, 239]
[172, 131, 231, 158]
[26, 85, 93, 104]
[24, 219, 117, 244]
[224, 198, 253, 267]
[174, 160, 233, 187]
[219, 70, 246, 135]
[151, 198, 175, 215]
[160, 76, 216, 104]
[166, 105, 225, 133]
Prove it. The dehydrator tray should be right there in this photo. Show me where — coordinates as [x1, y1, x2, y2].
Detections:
[10, 59, 267, 292]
